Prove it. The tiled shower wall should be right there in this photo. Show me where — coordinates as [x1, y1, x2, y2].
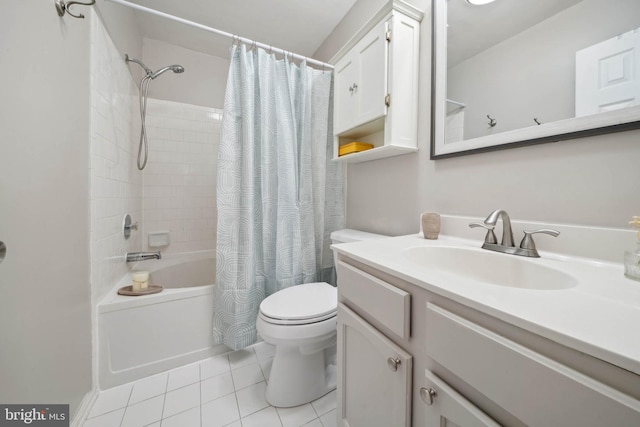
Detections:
[142, 99, 220, 254]
[90, 14, 220, 303]
[90, 10, 142, 303]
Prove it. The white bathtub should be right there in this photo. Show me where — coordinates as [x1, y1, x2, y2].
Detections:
[97, 250, 228, 389]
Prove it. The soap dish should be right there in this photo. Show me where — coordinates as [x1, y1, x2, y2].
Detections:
[118, 285, 163, 296]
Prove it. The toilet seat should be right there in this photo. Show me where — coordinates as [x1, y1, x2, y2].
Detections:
[259, 282, 337, 325]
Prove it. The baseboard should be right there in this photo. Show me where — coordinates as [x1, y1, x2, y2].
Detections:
[71, 388, 98, 427]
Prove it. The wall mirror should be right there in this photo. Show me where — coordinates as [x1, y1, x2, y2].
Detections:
[431, 0, 640, 159]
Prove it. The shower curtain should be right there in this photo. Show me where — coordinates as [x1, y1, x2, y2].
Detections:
[212, 45, 344, 351]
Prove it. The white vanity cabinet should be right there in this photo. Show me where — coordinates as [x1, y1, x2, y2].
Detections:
[334, 253, 640, 427]
[422, 369, 500, 427]
[336, 260, 412, 427]
[424, 303, 640, 426]
[332, 0, 422, 163]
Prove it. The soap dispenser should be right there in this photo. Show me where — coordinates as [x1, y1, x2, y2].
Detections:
[624, 216, 640, 281]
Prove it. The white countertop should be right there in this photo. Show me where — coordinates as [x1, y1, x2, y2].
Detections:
[332, 233, 640, 376]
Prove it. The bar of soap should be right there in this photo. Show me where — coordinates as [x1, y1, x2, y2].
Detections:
[421, 213, 441, 240]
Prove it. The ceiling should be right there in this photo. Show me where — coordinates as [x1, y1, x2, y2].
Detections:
[447, 0, 583, 67]
[115, 0, 359, 59]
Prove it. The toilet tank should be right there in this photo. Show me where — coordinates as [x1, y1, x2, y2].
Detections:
[330, 229, 388, 284]
[330, 229, 388, 244]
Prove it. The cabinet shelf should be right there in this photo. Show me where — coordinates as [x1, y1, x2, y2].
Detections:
[334, 145, 418, 163]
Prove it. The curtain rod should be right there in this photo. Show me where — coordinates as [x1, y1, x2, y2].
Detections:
[102, 0, 335, 70]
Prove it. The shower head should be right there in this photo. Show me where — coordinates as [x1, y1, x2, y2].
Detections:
[149, 65, 185, 79]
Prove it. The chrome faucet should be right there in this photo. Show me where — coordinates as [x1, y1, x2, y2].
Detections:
[125, 251, 161, 262]
[470, 209, 559, 258]
[483, 209, 514, 247]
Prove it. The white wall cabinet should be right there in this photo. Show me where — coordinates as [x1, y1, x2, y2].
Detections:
[331, 0, 422, 163]
[334, 19, 388, 136]
[335, 254, 640, 427]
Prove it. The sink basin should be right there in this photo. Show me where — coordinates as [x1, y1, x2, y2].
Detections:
[403, 246, 577, 290]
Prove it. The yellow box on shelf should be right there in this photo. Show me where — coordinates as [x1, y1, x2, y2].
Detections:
[339, 142, 374, 157]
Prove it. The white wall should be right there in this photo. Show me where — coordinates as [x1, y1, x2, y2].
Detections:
[94, 0, 144, 83]
[0, 0, 91, 415]
[142, 38, 229, 109]
[315, 0, 640, 237]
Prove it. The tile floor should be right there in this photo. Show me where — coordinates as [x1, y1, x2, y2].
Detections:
[83, 342, 336, 427]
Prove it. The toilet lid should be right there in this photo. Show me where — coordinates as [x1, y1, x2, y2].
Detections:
[260, 282, 337, 323]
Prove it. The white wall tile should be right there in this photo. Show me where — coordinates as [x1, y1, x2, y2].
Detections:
[142, 98, 220, 254]
[90, 14, 142, 304]
[91, 21, 220, 305]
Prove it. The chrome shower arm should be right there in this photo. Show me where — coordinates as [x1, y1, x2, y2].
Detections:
[125, 54, 153, 76]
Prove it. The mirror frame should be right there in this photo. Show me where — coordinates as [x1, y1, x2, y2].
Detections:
[430, 0, 640, 159]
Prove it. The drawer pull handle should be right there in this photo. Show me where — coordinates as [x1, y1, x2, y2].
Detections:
[420, 387, 437, 405]
[387, 357, 401, 372]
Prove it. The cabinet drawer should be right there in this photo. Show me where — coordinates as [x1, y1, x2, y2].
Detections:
[425, 303, 640, 426]
[337, 260, 410, 340]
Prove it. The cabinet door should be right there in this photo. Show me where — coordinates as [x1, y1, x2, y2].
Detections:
[422, 370, 500, 427]
[355, 19, 388, 127]
[334, 53, 357, 135]
[337, 303, 412, 427]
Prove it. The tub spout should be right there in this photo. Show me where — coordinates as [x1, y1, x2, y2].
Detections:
[125, 251, 161, 262]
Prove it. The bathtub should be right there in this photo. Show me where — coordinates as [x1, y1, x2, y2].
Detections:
[97, 250, 228, 389]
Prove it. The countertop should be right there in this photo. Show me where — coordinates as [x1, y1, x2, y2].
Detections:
[332, 233, 640, 376]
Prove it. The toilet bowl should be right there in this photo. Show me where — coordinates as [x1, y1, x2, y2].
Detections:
[257, 282, 337, 407]
[256, 229, 388, 408]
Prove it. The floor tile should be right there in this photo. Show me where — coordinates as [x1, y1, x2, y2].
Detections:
[82, 408, 124, 427]
[236, 381, 269, 417]
[85, 347, 336, 427]
[228, 348, 258, 369]
[200, 354, 231, 379]
[167, 363, 200, 391]
[201, 393, 240, 427]
[319, 409, 337, 427]
[121, 395, 164, 427]
[311, 390, 336, 417]
[241, 406, 283, 427]
[88, 384, 132, 418]
[231, 362, 264, 390]
[160, 406, 200, 427]
[129, 372, 168, 405]
[276, 403, 317, 427]
[163, 382, 200, 418]
[201, 372, 234, 404]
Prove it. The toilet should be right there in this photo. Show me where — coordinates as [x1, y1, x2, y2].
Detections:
[256, 229, 387, 407]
